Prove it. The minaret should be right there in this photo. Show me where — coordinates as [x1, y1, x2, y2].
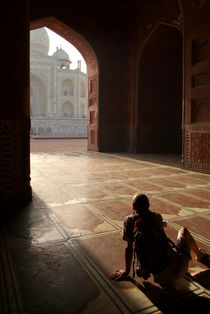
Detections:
[77, 60, 81, 71]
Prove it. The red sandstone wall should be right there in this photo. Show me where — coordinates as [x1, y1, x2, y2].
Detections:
[1, 0, 210, 208]
[182, 1, 210, 172]
[0, 0, 32, 206]
[123, 0, 183, 154]
[30, 0, 128, 152]
[137, 24, 182, 153]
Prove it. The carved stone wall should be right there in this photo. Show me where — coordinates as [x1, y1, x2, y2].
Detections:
[88, 75, 99, 151]
[31, 118, 88, 137]
[0, 119, 32, 206]
[184, 124, 210, 172]
[183, 1, 210, 173]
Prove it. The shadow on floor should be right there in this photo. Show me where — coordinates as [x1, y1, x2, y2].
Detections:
[126, 276, 210, 313]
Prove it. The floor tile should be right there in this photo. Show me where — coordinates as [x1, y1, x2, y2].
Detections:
[149, 177, 186, 189]
[96, 182, 138, 198]
[76, 232, 205, 313]
[51, 203, 116, 237]
[1, 140, 209, 313]
[62, 183, 114, 202]
[169, 175, 210, 186]
[160, 192, 209, 210]
[90, 199, 131, 222]
[11, 242, 99, 313]
[149, 196, 193, 219]
[124, 179, 163, 192]
[3, 208, 64, 250]
[185, 189, 210, 202]
[169, 216, 210, 242]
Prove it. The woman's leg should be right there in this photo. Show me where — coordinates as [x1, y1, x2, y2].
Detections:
[177, 227, 208, 261]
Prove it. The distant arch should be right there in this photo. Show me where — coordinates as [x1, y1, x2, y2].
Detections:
[62, 101, 73, 116]
[62, 79, 74, 96]
[30, 17, 99, 151]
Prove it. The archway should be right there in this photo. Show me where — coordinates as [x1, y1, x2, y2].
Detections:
[136, 24, 183, 154]
[30, 17, 99, 151]
[62, 101, 74, 116]
[62, 79, 74, 97]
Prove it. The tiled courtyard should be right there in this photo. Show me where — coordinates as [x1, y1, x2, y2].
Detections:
[0, 139, 209, 313]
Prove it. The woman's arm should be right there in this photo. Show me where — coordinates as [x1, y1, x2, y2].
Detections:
[110, 241, 134, 281]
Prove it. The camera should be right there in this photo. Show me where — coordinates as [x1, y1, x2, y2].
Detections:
[136, 266, 150, 280]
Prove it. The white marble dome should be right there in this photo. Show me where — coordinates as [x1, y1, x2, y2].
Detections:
[53, 47, 70, 61]
[30, 27, 49, 55]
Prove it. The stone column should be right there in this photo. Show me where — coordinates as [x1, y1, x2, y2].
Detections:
[0, 0, 32, 209]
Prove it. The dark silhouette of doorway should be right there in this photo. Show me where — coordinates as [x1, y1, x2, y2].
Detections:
[137, 24, 183, 154]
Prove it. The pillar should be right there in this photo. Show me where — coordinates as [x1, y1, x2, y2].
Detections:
[0, 0, 32, 209]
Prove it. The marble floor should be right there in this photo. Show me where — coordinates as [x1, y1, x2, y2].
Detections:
[0, 139, 209, 313]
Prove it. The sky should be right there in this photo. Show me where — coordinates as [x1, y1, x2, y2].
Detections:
[45, 27, 87, 73]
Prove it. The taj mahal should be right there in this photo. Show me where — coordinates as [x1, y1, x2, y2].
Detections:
[30, 27, 88, 137]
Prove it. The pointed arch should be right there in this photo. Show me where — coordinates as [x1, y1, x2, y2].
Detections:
[62, 79, 74, 96]
[62, 101, 74, 116]
[135, 23, 183, 153]
[30, 17, 99, 151]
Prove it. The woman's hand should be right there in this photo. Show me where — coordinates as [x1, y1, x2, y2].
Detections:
[110, 269, 129, 281]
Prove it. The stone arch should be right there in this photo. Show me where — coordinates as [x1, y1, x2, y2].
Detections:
[62, 79, 74, 96]
[30, 72, 47, 116]
[135, 23, 183, 154]
[30, 17, 99, 151]
[62, 101, 73, 116]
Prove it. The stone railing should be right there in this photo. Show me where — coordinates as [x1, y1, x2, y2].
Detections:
[31, 117, 88, 137]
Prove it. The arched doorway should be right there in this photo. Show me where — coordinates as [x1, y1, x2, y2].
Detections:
[136, 24, 183, 154]
[30, 17, 99, 151]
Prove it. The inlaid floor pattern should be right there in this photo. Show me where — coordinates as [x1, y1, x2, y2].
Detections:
[0, 139, 209, 313]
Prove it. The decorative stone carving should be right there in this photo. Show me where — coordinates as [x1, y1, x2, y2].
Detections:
[0, 119, 32, 203]
[31, 118, 88, 137]
[89, 98, 96, 107]
[90, 79, 96, 94]
[184, 123, 210, 172]
[190, 132, 210, 163]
